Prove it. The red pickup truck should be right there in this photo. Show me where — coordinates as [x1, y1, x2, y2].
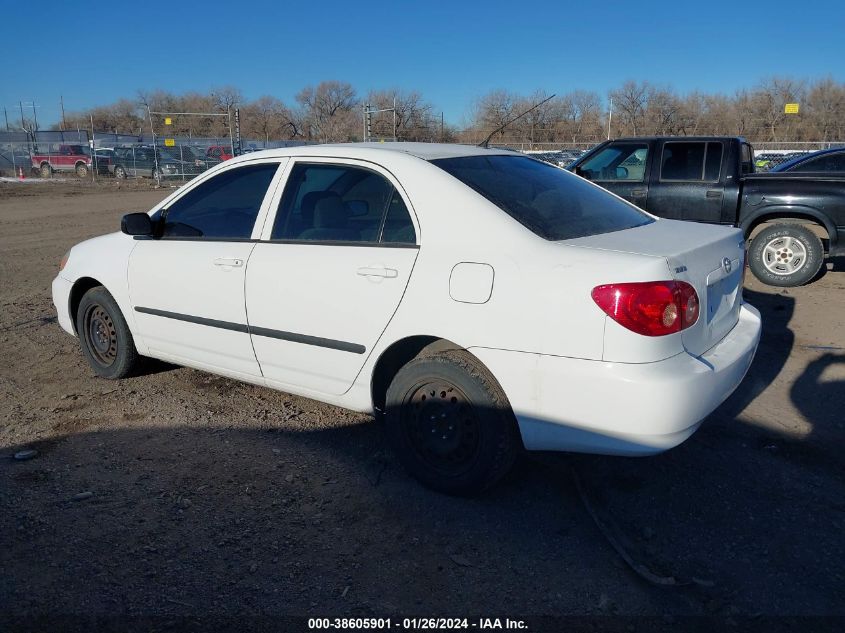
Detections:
[31, 144, 105, 178]
[206, 145, 233, 161]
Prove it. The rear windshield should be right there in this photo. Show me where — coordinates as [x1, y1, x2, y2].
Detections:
[431, 155, 652, 241]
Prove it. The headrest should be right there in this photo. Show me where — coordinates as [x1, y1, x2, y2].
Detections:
[313, 194, 348, 228]
[301, 191, 333, 222]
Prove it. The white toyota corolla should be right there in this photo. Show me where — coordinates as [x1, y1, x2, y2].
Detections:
[53, 143, 761, 494]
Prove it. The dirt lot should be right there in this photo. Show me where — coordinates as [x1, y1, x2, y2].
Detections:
[1, 180, 843, 630]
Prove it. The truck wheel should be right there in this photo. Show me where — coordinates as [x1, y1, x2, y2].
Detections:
[151, 168, 163, 183]
[40, 163, 52, 178]
[748, 224, 824, 287]
[76, 163, 89, 178]
[114, 165, 127, 179]
[384, 350, 520, 496]
[75, 286, 140, 379]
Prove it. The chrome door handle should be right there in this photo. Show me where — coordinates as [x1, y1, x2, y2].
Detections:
[706, 190, 722, 198]
[357, 266, 398, 278]
[213, 257, 244, 267]
[631, 189, 647, 197]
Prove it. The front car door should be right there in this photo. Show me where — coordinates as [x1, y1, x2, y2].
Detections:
[246, 158, 419, 396]
[645, 140, 725, 222]
[127, 159, 286, 379]
[574, 142, 651, 208]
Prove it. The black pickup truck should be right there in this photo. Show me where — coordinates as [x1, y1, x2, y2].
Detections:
[568, 137, 845, 287]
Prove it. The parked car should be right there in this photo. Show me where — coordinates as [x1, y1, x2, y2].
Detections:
[31, 144, 99, 178]
[53, 143, 761, 495]
[569, 137, 845, 287]
[770, 147, 845, 174]
[111, 146, 207, 180]
[206, 145, 234, 161]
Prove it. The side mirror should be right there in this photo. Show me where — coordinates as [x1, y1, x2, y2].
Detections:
[121, 212, 153, 236]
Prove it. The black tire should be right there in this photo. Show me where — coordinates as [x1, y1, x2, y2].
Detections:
[151, 167, 163, 183]
[748, 223, 824, 287]
[75, 163, 88, 178]
[75, 286, 140, 379]
[40, 163, 52, 178]
[384, 350, 520, 496]
[114, 165, 127, 179]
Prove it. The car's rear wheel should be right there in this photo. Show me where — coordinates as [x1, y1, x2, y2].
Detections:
[114, 165, 127, 179]
[40, 163, 52, 178]
[75, 163, 88, 178]
[75, 286, 140, 379]
[384, 350, 520, 496]
[748, 223, 824, 287]
[151, 167, 163, 183]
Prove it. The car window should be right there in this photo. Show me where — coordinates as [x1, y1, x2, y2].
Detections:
[432, 155, 652, 241]
[579, 143, 648, 182]
[272, 162, 411, 244]
[380, 190, 416, 244]
[660, 141, 722, 181]
[161, 163, 279, 239]
[792, 152, 845, 172]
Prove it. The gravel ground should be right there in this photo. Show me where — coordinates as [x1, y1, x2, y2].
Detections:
[0, 180, 843, 630]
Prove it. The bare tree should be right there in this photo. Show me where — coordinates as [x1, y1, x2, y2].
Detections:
[296, 81, 358, 142]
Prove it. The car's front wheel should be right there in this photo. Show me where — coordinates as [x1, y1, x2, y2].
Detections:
[75, 163, 89, 178]
[75, 286, 140, 379]
[114, 165, 127, 179]
[40, 163, 52, 178]
[748, 223, 824, 287]
[384, 350, 520, 496]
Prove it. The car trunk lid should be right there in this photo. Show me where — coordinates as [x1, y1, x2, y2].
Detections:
[564, 219, 745, 357]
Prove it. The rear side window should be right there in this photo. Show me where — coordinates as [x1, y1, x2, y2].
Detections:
[271, 162, 416, 244]
[432, 155, 652, 241]
[661, 142, 723, 181]
[161, 163, 278, 239]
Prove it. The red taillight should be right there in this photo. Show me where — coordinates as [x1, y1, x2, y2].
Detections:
[591, 281, 699, 337]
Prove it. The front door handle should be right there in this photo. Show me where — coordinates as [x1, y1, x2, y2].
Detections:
[706, 190, 722, 199]
[357, 266, 398, 278]
[213, 257, 244, 267]
[630, 189, 647, 197]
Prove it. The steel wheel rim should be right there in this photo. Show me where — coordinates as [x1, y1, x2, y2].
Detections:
[401, 380, 481, 476]
[84, 304, 118, 366]
[762, 235, 807, 275]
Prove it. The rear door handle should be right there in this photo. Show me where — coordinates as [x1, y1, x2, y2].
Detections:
[357, 266, 398, 278]
[706, 190, 723, 198]
[630, 189, 647, 197]
[213, 257, 244, 267]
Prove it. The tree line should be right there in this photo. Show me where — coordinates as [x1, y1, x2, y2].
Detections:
[53, 77, 845, 146]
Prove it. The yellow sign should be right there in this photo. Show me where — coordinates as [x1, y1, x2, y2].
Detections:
[785, 103, 800, 114]
[164, 138, 175, 147]
[164, 117, 172, 125]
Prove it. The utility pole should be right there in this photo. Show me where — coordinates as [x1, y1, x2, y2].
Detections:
[441, 112, 444, 142]
[3, 106, 9, 132]
[60, 96, 67, 130]
[606, 97, 613, 140]
[19, 101, 25, 130]
[31, 100, 39, 133]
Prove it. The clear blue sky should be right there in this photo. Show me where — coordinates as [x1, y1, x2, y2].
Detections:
[2, 0, 843, 129]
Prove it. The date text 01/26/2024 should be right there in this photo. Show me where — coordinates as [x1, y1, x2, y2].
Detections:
[307, 618, 529, 630]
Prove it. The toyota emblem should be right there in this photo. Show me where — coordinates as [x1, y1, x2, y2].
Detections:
[722, 257, 732, 274]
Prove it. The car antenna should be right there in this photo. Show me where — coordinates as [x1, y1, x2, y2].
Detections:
[478, 93, 557, 149]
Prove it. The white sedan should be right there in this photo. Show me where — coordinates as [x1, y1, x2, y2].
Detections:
[52, 143, 761, 495]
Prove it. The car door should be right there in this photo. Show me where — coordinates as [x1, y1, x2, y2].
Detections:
[574, 142, 651, 208]
[246, 158, 419, 396]
[127, 159, 286, 379]
[645, 140, 725, 222]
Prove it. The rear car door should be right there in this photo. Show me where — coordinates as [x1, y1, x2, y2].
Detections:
[646, 140, 725, 222]
[246, 158, 419, 396]
[127, 159, 286, 379]
[574, 142, 651, 207]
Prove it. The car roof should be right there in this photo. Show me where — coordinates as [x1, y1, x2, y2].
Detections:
[772, 147, 844, 171]
[228, 142, 520, 163]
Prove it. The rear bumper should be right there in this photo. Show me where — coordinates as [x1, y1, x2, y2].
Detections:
[470, 302, 762, 456]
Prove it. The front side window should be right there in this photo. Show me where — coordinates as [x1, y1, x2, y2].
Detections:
[432, 155, 652, 241]
[660, 142, 722, 181]
[271, 163, 416, 244]
[161, 163, 278, 239]
[579, 143, 648, 182]
[792, 152, 845, 172]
